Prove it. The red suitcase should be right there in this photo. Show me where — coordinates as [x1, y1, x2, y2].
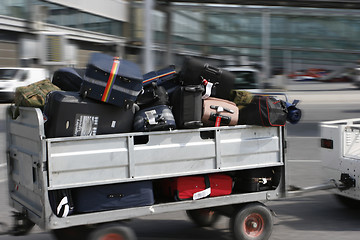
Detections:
[163, 174, 233, 201]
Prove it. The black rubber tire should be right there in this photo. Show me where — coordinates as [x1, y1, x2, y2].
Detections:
[88, 223, 137, 240]
[230, 202, 273, 240]
[51, 226, 90, 240]
[11, 217, 35, 236]
[186, 208, 220, 227]
[335, 194, 360, 209]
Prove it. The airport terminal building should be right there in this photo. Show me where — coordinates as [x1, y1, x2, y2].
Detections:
[0, 0, 360, 75]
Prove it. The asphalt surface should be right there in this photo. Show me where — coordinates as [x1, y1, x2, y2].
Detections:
[1, 81, 360, 240]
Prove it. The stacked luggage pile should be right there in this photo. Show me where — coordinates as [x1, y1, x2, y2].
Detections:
[13, 52, 301, 217]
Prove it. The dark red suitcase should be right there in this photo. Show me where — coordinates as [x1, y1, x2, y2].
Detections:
[164, 174, 233, 201]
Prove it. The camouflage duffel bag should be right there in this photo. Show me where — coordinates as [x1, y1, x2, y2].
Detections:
[229, 90, 253, 110]
[12, 79, 60, 119]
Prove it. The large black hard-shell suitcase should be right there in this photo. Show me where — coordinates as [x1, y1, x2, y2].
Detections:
[81, 52, 143, 109]
[171, 85, 203, 129]
[73, 181, 154, 213]
[44, 91, 134, 138]
[52, 67, 85, 92]
[133, 105, 176, 132]
[179, 57, 235, 100]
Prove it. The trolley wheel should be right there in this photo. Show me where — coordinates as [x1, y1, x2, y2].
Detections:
[88, 223, 137, 240]
[230, 202, 273, 240]
[52, 226, 89, 240]
[186, 208, 220, 227]
[335, 194, 360, 209]
[10, 213, 35, 236]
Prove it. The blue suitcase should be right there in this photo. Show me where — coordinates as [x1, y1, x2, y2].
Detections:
[52, 67, 85, 92]
[133, 105, 176, 132]
[142, 65, 179, 95]
[81, 52, 143, 109]
[73, 181, 154, 213]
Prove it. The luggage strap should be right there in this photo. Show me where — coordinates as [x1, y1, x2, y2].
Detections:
[143, 70, 176, 85]
[102, 57, 121, 102]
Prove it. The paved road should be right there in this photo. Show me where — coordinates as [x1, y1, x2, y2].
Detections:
[0, 82, 360, 240]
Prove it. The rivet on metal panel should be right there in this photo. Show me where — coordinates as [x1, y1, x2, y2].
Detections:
[266, 193, 271, 199]
[149, 206, 155, 213]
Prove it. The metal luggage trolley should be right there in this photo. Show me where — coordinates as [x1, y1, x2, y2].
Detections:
[3, 106, 287, 240]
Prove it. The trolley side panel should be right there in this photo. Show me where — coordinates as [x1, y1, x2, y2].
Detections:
[47, 126, 283, 189]
[6, 107, 47, 229]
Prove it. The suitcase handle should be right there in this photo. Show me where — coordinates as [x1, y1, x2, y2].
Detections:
[204, 64, 222, 75]
[184, 121, 203, 128]
[184, 86, 203, 93]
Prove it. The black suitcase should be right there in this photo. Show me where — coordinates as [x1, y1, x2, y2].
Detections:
[73, 181, 154, 213]
[44, 91, 134, 138]
[52, 67, 85, 92]
[81, 52, 143, 109]
[170, 85, 203, 129]
[136, 82, 169, 110]
[238, 95, 287, 127]
[143, 65, 179, 95]
[48, 189, 75, 218]
[179, 57, 235, 100]
[133, 105, 176, 132]
[233, 168, 279, 193]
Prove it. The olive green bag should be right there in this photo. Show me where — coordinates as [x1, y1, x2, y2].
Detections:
[229, 90, 253, 110]
[12, 79, 60, 119]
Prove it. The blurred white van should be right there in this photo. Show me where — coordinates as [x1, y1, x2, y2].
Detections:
[0, 68, 49, 102]
[222, 66, 261, 91]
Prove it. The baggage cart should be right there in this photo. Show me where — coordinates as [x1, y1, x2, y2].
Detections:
[320, 118, 360, 207]
[3, 105, 287, 240]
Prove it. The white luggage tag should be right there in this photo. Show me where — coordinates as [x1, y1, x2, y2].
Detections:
[193, 187, 211, 200]
[145, 110, 157, 125]
[201, 78, 213, 99]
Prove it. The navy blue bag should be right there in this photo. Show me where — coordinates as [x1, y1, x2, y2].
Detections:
[143, 65, 179, 95]
[81, 52, 143, 109]
[52, 67, 85, 92]
[136, 83, 169, 110]
[73, 181, 154, 213]
[133, 105, 176, 132]
[48, 189, 75, 217]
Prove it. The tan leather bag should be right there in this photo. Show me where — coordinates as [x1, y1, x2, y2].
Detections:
[202, 97, 239, 127]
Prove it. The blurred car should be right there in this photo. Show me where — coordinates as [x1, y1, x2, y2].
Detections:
[222, 66, 261, 91]
[351, 66, 360, 88]
[0, 67, 49, 102]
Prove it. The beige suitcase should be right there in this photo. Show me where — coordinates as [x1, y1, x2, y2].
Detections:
[202, 97, 239, 127]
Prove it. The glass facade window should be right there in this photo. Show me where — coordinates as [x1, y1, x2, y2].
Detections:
[0, 0, 124, 37]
